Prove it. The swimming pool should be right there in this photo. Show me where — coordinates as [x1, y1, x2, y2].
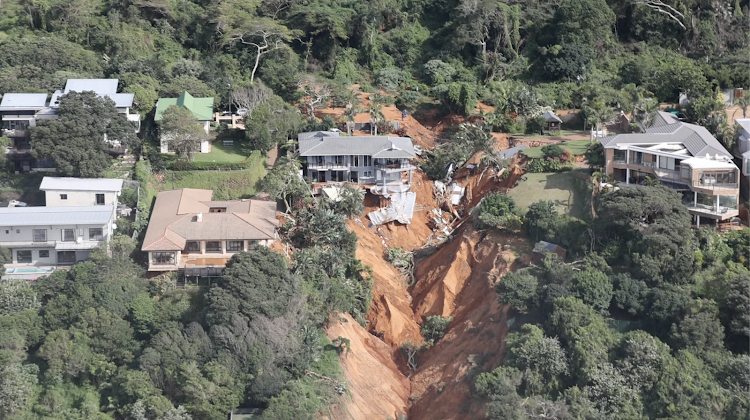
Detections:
[5, 267, 55, 274]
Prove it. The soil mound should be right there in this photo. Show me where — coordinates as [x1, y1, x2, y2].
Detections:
[326, 313, 410, 420]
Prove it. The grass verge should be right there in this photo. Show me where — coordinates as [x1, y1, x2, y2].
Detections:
[521, 139, 591, 158]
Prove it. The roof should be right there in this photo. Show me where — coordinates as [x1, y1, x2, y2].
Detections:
[299, 134, 416, 158]
[0, 206, 114, 226]
[142, 189, 279, 251]
[50, 79, 134, 108]
[40, 177, 123, 193]
[680, 157, 737, 169]
[736, 118, 750, 135]
[154, 91, 215, 121]
[498, 145, 528, 160]
[600, 111, 732, 160]
[0, 93, 48, 111]
[533, 241, 565, 254]
[541, 111, 562, 123]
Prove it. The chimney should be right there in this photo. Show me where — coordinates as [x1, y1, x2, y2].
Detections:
[196, 213, 203, 222]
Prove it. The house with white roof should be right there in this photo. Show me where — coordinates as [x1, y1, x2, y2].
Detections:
[0, 205, 116, 271]
[297, 131, 417, 195]
[1, 177, 122, 277]
[0, 79, 140, 172]
[601, 111, 740, 225]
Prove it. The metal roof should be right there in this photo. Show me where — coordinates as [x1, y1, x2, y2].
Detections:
[298, 131, 341, 140]
[0, 206, 114, 226]
[40, 177, 124, 192]
[0, 93, 48, 110]
[50, 79, 134, 108]
[736, 118, 750, 135]
[601, 113, 732, 160]
[541, 111, 562, 123]
[154, 91, 215, 121]
[299, 135, 416, 158]
[498, 145, 528, 160]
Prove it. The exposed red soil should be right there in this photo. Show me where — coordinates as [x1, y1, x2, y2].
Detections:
[408, 228, 531, 420]
[326, 313, 411, 420]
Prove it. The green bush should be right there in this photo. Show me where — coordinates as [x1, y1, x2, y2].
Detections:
[541, 144, 564, 159]
[422, 316, 452, 346]
[526, 158, 574, 173]
[477, 193, 522, 229]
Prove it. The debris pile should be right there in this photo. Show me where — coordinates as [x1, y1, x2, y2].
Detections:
[368, 192, 417, 226]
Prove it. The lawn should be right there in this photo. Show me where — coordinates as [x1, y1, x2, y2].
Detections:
[521, 139, 591, 158]
[160, 151, 266, 200]
[192, 141, 253, 163]
[508, 169, 590, 218]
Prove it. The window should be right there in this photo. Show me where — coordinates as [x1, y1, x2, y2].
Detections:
[15, 229, 19, 234]
[16, 250, 32, 263]
[89, 228, 104, 241]
[2, 120, 29, 130]
[96, 194, 105, 205]
[226, 241, 243, 252]
[205, 241, 222, 253]
[39, 250, 49, 258]
[363, 156, 372, 166]
[33, 229, 47, 242]
[185, 241, 201, 252]
[62, 229, 75, 242]
[681, 166, 691, 180]
[363, 171, 373, 177]
[60, 194, 68, 200]
[151, 252, 175, 265]
[209, 207, 226, 213]
[354, 156, 360, 166]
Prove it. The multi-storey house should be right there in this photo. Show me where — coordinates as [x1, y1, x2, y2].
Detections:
[601, 111, 740, 226]
[141, 189, 278, 274]
[297, 131, 417, 195]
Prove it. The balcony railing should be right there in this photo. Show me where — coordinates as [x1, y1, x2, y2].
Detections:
[376, 163, 417, 172]
[686, 203, 738, 215]
[308, 162, 350, 170]
[695, 181, 739, 190]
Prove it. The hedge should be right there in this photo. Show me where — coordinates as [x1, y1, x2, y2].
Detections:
[166, 159, 256, 171]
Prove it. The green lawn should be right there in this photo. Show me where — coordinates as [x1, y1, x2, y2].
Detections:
[521, 139, 591, 158]
[160, 151, 266, 199]
[508, 169, 590, 218]
[192, 141, 253, 163]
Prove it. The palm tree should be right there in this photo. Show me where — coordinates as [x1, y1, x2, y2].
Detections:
[736, 95, 750, 119]
[344, 102, 358, 135]
[369, 106, 385, 136]
[633, 98, 658, 129]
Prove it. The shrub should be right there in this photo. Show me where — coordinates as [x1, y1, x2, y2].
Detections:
[526, 158, 574, 173]
[395, 90, 422, 112]
[166, 160, 256, 171]
[477, 193, 522, 229]
[422, 316, 452, 346]
[377, 67, 408, 93]
[525, 116, 547, 135]
[541, 144, 565, 159]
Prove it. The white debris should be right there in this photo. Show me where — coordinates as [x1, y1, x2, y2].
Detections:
[449, 183, 465, 205]
[367, 192, 417, 226]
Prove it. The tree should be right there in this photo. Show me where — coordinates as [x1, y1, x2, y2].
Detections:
[207, 248, 299, 325]
[478, 192, 521, 230]
[158, 106, 210, 161]
[669, 300, 725, 355]
[226, 20, 291, 84]
[496, 270, 538, 313]
[584, 142, 604, 169]
[229, 82, 272, 117]
[570, 270, 613, 314]
[262, 150, 308, 211]
[553, 0, 616, 53]
[0, 281, 40, 317]
[30, 91, 139, 177]
[331, 183, 365, 218]
[421, 316, 451, 346]
[504, 325, 569, 396]
[297, 76, 331, 116]
[0, 363, 38, 418]
[736, 95, 750, 119]
[0, 247, 11, 278]
[525, 201, 558, 242]
[474, 366, 525, 420]
[245, 95, 302, 152]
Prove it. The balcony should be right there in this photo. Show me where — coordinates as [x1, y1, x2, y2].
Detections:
[308, 162, 350, 170]
[376, 163, 417, 173]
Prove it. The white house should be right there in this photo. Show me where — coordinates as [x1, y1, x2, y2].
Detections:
[40, 177, 123, 217]
[0, 206, 116, 268]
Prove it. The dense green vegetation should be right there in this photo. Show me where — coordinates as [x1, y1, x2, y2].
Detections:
[0, 0, 748, 418]
[482, 186, 750, 419]
[0, 198, 371, 419]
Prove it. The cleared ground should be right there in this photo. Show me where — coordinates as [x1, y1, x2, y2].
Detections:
[507, 169, 589, 218]
[521, 139, 591, 158]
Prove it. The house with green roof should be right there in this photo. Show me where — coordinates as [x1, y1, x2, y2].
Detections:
[155, 91, 215, 153]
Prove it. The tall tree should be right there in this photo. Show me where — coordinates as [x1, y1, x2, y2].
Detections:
[30, 91, 139, 177]
[158, 105, 211, 161]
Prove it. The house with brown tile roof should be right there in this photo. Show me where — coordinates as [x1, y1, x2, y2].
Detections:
[141, 188, 278, 272]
